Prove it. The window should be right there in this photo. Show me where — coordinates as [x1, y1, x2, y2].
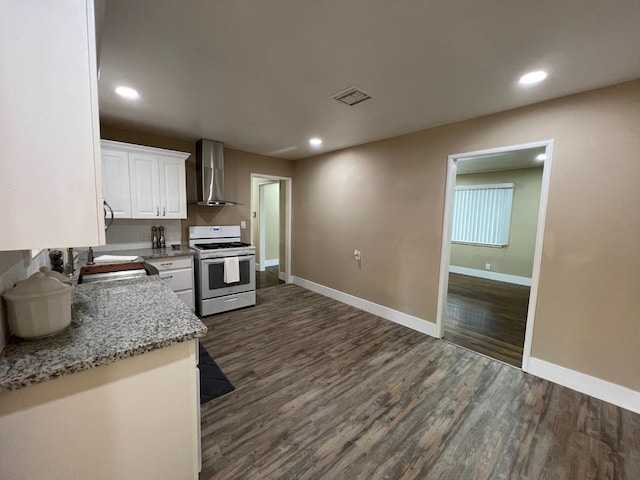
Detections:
[452, 183, 514, 247]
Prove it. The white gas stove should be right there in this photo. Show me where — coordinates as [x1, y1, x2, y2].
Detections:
[189, 226, 256, 316]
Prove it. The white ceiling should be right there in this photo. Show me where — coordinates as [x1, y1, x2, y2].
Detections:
[98, 1, 640, 160]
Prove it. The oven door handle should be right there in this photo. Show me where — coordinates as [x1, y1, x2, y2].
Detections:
[201, 255, 254, 265]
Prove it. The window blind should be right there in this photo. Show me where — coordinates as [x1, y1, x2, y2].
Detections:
[452, 183, 514, 247]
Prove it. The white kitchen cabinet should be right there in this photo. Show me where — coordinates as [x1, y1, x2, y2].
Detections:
[159, 157, 188, 218]
[146, 256, 195, 310]
[130, 152, 162, 218]
[101, 140, 189, 220]
[0, 0, 105, 251]
[0, 341, 200, 480]
[101, 148, 132, 218]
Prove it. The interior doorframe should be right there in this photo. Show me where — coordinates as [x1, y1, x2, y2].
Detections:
[250, 173, 293, 284]
[434, 139, 555, 372]
[258, 183, 267, 272]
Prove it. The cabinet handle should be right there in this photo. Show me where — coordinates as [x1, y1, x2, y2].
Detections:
[163, 206, 166, 216]
[156, 207, 160, 216]
[160, 262, 172, 267]
[162, 275, 173, 282]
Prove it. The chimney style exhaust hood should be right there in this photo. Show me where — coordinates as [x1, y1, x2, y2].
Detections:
[195, 139, 240, 206]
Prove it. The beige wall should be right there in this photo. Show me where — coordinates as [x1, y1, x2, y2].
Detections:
[293, 79, 640, 391]
[451, 167, 543, 277]
[100, 124, 294, 245]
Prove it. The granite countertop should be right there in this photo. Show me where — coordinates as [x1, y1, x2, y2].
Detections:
[0, 276, 207, 392]
[96, 245, 194, 260]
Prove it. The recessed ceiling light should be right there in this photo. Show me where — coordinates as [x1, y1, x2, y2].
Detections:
[115, 86, 139, 99]
[309, 138, 322, 147]
[536, 153, 547, 161]
[519, 70, 548, 86]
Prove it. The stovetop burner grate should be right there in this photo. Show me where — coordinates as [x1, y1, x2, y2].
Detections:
[195, 242, 252, 250]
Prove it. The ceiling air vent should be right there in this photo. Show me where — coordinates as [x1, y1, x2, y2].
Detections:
[332, 86, 372, 106]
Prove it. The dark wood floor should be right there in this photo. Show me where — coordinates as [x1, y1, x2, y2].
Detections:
[198, 284, 640, 480]
[444, 273, 529, 367]
[256, 266, 285, 289]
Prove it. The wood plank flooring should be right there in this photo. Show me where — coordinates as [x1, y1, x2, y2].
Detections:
[256, 266, 284, 289]
[199, 284, 640, 480]
[444, 273, 529, 367]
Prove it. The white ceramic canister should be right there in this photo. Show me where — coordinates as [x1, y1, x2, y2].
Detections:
[2, 272, 72, 339]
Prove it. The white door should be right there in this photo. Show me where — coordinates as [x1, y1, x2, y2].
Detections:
[158, 156, 187, 218]
[129, 153, 160, 218]
[101, 149, 132, 218]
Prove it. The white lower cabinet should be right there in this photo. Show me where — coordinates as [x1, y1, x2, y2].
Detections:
[0, 341, 200, 480]
[146, 256, 195, 310]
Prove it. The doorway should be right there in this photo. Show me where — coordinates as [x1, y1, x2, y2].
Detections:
[435, 141, 554, 370]
[250, 174, 292, 289]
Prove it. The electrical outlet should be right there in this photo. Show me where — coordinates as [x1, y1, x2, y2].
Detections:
[240, 220, 247, 229]
[485, 263, 491, 271]
[354, 249, 361, 261]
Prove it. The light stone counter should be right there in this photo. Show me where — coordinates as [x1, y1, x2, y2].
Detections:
[0, 276, 206, 392]
[96, 245, 194, 260]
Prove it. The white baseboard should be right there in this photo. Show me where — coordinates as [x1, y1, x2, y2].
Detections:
[279, 271, 287, 281]
[292, 276, 438, 337]
[527, 357, 640, 414]
[264, 259, 279, 267]
[449, 265, 532, 286]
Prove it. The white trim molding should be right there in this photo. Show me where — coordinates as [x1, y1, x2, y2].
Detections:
[249, 173, 293, 284]
[527, 357, 640, 415]
[449, 266, 532, 286]
[435, 139, 555, 368]
[292, 276, 438, 337]
[278, 271, 287, 281]
[264, 259, 280, 267]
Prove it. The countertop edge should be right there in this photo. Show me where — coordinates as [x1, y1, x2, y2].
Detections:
[0, 277, 207, 394]
[0, 328, 207, 393]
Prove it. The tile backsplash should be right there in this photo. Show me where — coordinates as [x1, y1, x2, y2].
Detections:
[103, 219, 183, 249]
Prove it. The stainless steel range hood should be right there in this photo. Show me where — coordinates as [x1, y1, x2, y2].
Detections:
[195, 139, 240, 206]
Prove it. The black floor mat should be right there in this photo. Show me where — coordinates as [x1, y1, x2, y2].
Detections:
[199, 343, 235, 405]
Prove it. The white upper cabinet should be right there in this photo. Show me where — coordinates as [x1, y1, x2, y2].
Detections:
[101, 148, 132, 218]
[100, 140, 189, 220]
[129, 152, 162, 218]
[0, 0, 105, 251]
[158, 157, 188, 218]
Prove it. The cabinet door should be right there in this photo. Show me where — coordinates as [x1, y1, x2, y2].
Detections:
[158, 156, 187, 219]
[129, 153, 161, 218]
[0, 0, 105, 250]
[101, 149, 132, 218]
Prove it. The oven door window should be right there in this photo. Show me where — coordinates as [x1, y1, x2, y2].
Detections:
[208, 259, 252, 289]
